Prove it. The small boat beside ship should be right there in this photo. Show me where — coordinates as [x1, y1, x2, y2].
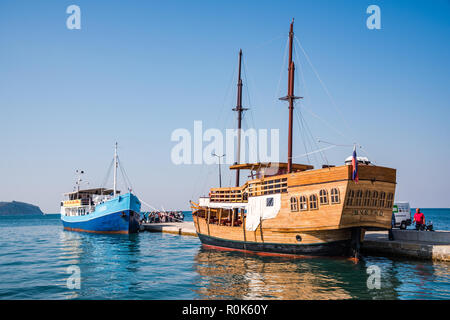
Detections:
[60, 143, 141, 234]
[190, 20, 397, 258]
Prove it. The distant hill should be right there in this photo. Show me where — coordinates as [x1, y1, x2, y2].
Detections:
[0, 201, 44, 215]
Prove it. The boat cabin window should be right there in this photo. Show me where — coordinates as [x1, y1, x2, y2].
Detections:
[346, 190, 355, 206]
[299, 196, 308, 211]
[319, 189, 328, 205]
[266, 197, 274, 207]
[355, 190, 363, 206]
[330, 188, 340, 204]
[290, 197, 298, 212]
[364, 190, 371, 206]
[371, 191, 379, 207]
[386, 193, 394, 208]
[379, 192, 386, 208]
[309, 194, 318, 210]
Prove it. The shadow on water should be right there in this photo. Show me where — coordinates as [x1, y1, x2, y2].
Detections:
[192, 246, 409, 300]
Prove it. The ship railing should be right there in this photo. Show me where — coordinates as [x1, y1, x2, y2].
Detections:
[209, 185, 247, 203]
[81, 199, 91, 206]
[247, 177, 288, 197]
[209, 177, 288, 201]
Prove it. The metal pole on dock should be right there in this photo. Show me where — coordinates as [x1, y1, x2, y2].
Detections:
[212, 153, 225, 188]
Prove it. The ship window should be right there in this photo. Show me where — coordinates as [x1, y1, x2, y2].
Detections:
[346, 190, 355, 206]
[319, 189, 329, 205]
[372, 191, 379, 207]
[379, 191, 386, 208]
[330, 188, 340, 204]
[355, 190, 363, 206]
[364, 190, 371, 206]
[299, 196, 308, 211]
[290, 197, 298, 212]
[386, 193, 393, 208]
[379, 192, 386, 208]
[309, 194, 318, 210]
[266, 197, 274, 207]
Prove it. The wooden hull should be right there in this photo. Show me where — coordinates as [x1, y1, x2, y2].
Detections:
[198, 233, 352, 257]
[194, 216, 361, 257]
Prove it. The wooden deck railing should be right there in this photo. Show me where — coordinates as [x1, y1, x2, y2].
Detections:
[209, 177, 288, 202]
[247, 177, 288, 197]
[210, 186, 246, 203]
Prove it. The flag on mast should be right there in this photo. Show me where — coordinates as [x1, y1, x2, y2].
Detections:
[352, 145, 359, 183]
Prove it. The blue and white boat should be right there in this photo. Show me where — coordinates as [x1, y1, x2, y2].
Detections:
[60, 144, 141, 234]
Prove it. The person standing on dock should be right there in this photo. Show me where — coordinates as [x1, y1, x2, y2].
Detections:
[413, 208, 425, 231]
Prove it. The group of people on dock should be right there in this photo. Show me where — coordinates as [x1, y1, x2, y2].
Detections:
[141, 211, 184, 224]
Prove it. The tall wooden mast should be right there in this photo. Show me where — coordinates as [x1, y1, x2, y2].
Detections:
[279, 19, 302, 173]
[233, 49, 248, 186]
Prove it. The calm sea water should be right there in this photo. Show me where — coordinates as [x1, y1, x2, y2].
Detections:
[0, 211, 449, 300]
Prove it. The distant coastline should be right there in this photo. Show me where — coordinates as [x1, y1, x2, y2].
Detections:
[0, 201, 44, 215]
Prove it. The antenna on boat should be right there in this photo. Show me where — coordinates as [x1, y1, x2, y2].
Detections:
[113, 142, 118, 197]
[233, 49, 248, 186]
[75, 169, 85, 192]
[279, 19, 302, 173]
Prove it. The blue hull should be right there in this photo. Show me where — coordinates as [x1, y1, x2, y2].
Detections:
[61, 193, 141, 234]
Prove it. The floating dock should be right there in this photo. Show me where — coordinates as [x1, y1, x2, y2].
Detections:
[140, 222, 450, 262]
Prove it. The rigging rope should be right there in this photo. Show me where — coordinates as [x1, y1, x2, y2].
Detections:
[242, 58, 257, 131]
[117, 157, 133, 192]
[100, 158, 114, 190]
[295, 108, 311, 164]
[251, 33, 285, 50]
[294, 35, 354, 140]
[275, 37, 290, 101]
[191, 60, 238, 199]
[292, 145, 337, 160]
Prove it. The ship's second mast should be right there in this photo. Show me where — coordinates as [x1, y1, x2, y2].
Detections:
[280, 19, 301, 173]
[233, 49, 248, 186]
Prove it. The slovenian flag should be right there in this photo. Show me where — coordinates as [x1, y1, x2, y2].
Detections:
[352, 145, 359, 183]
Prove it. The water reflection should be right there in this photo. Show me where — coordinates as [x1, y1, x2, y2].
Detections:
[193, 247, 423, 299]
[193, 247, 357, 299]
[59, 231, 142, 299]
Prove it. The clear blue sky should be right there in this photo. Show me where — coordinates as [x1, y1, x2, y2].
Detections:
[1, 0, 449, 212]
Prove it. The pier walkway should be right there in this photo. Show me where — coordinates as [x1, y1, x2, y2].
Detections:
[140, 221, 197, 237]
[363, 230, 450, 262]
[139, 222, 450, 262]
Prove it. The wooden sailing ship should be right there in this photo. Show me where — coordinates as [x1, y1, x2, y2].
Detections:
[190, 20, 396, 258]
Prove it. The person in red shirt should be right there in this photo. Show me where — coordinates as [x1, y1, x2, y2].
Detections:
[413, 208, 425, 230]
